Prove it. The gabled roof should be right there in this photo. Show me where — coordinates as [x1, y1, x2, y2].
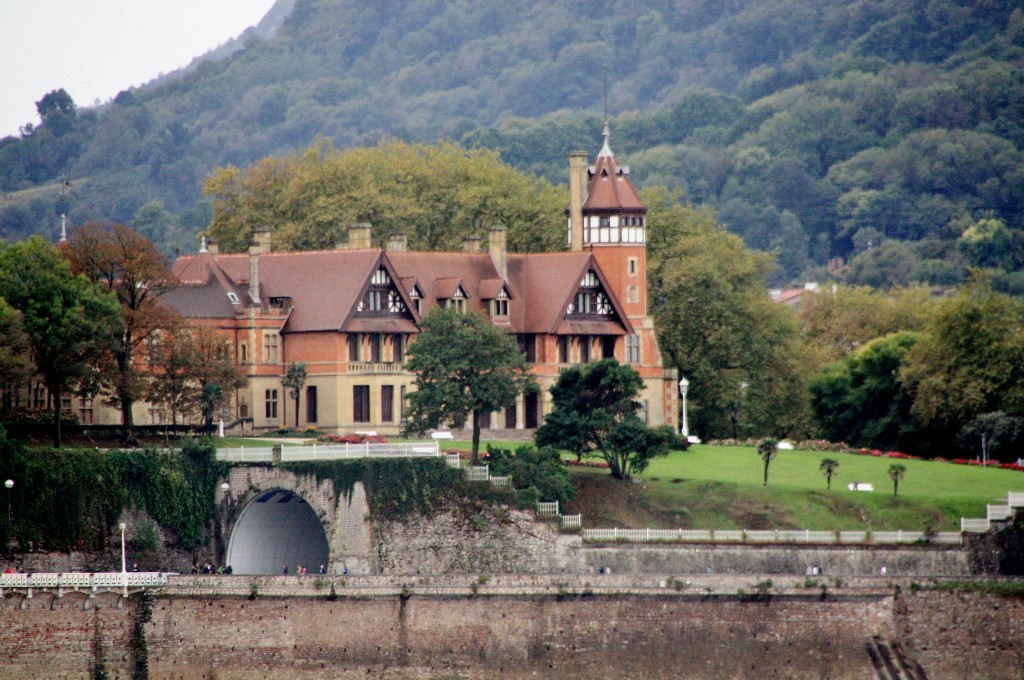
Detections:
[171, 249, 420, 332]
[505, 252, 632, 335]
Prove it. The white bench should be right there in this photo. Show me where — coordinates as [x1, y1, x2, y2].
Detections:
[355, 430, 377, 437]
[431, 431, 454, 440]
[848, 483, 874, 492]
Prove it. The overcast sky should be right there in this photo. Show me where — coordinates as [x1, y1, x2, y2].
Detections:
[0, 0, 279, 138]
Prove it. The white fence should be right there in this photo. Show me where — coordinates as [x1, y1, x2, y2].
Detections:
[582, 527, 962, 545]
[536, 501, 560, 517]
[466, 465, 490, 482]
[561, 514, 582, 529]
[217, 441, 439, 463]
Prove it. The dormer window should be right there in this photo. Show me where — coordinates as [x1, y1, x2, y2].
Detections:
[442, 284, 468, 312]
[567, 270, 613, 317]
[489, 286, 509, 318]
[408, 285, 422, 314]
[227, 292, 240, 304]
[358, 266, 405, 314]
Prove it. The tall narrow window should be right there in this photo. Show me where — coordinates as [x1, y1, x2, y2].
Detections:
[353, 385, 370, 423]
[381, 385, 394, 423]
[558, 336, 569, 364]
[400, 385, 407, 420]
[369, 334, 382, 363]
[579, 336, 590, 363]
[239, 343, 247, 364]
[265, 389, 278, 419]
[306, 386, 318, 424]
[602, 336, 616, 359]
[263, 333, 279, 363]
[348, 334, 360, 362]
[626, 335, 640, 364]
[391, 334, 403, 363]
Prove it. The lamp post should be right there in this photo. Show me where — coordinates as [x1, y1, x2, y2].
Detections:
[678, 377, 689, 439]
[219, 482, 230, 566]
[119, 522, 127, 597]
[4, 479, 13, 555]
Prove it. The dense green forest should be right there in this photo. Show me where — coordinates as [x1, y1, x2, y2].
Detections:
[1, 0, 1023, 288]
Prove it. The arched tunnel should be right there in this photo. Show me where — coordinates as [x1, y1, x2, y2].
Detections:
[225, 488, 330, 575]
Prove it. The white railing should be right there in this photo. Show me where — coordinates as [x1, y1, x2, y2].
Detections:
[961, 518, 991, 532]
[445, 453, 462, 468]
[217, 441, 439, 463]
[217, 446, 276, 462]
[561, 514, 582, 529]
[466, 465, 490, 482]
[536, 501, 559, 517]
[489, 475, 511, 488]
[987, 504, 1012, 521]
[1008, 492, 1024, 508]
[0, 572, 173, 592]
[581, 528, 961, 545]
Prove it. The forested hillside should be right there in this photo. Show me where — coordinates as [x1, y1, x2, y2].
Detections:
[1, 0, 1022, 288]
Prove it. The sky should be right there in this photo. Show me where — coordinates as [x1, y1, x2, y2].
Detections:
[0, 0, 279, 138]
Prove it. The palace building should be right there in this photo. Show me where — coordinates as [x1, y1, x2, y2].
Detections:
[158, 128, 679, 435]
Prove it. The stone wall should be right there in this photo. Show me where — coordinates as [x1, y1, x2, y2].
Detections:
[373, 508, 584, 575]
[585, 541, 971, 577]
[2, 581, 1022, 679]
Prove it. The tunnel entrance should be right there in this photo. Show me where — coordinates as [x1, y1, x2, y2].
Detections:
[225, 489, 330, 575]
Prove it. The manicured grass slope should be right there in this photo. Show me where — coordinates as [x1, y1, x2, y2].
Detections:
[566, 445, 1022, 532]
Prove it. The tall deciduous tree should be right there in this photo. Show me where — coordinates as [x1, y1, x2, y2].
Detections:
[403, 307, 534, 458]
[645, 188, 814, 440]
[535, 358, 675, 480]
[0, 299, 32, 413]
[63, 222, 180, 443]
[900, 275, 1024, 428]
[147, 325, 247, 436]
[809, 332, 925, 453]
[204, 139, 565, 255]
[283, 362, 308, 430]
[0, 237, 121, 446]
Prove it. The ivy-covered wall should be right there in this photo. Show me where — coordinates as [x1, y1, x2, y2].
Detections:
[0, 428, 226, 554]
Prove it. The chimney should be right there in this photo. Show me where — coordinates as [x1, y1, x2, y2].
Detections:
[488, 226, 507, 278]
[248, 243, 261, 304]
[568, 151, 588, 251]
[347, 223, 373, 250]
[252, 225, 272, 254]
[386, 232, 408, 252]
[463, 235, 482, 252]
[248, 227, 271, 304]
[207, 239, 220, 256]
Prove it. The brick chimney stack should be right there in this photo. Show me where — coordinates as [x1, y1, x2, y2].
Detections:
[488, 226, 507, 278]
[568, 151, 588, 251]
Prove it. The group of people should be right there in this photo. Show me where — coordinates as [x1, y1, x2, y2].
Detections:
[191, 561, 232, 574]
[282, 563, 348, 575]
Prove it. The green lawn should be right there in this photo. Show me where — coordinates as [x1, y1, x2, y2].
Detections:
[622, 445, 1023, 531]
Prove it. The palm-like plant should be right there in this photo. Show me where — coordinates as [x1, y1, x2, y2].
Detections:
[820, 458, 839, 491]
[888, 463, 906, 497]
[757, 438, 778, 487]
[283, 362, 308, 429]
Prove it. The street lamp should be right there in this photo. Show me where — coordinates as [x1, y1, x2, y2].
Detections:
[119, 522, 127, 597]
[678, 377, 689, 439]
[4, 479, 13, 555]
[219, 482, 230, 567]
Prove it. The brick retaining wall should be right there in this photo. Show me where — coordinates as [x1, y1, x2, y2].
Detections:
[2, 577, 1021, 679]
